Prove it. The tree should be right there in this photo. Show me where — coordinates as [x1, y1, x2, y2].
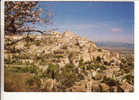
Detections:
[47, 64, 59, 79]
[5, 1, 54, 34]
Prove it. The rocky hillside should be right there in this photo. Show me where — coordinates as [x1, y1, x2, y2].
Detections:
[4, 30, 134, 92]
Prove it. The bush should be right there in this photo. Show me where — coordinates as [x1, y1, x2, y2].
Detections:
[123, 74, 134, 85]
[54, 54, 64, 58]
[9, 46, 21, 53]
[87, 64, 106, 70]
[24, 35, 34, 42]
[4, 57, 12, 64]
[57, 64, 79, 89]
[79, 59, 84, 66]
[96, 56, 101, 63]
[98, 48, 102, 52]
[54, 50, 64, 54]
[35, 40, 41, 46]
[97, 65, 106, 70]
[102, 77, 120, 86]
[79, 65, 86, 70]
[104, 61, 110, 66]
[8, 65, 40, 74]
[47, 64, 59, 79]
[26, 76, 41, 89]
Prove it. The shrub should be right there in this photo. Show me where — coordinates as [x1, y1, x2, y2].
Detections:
[8, 65, 40, 74]
[4, 68, 34, 92]
[47, 64, 59, 79]
[26, 76, 41, 89]
[64, 63, 75, 71]
[122, 74, 134, 85]
[104, 61, 110, 65]
[97, 65, 106, 70]
[79, 65, 86, 70]
[96, 56, 101, 63]
[98, 48, 102, 52]
[35, 40, 41, 46]
[102, 77, 120, 86]
[9, 46, 21, 53]
[54, 50, 64, 54]
[54, 54, 64, 58]
[79, 59, 84, 66]
[56, 64, 80, 89]
[87, 64, 106, 71]
[4, 57, 12, 64]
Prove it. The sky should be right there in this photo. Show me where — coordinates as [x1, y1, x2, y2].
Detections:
[37, 2, 134, 43]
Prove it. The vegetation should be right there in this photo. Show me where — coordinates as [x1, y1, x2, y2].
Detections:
[96, 56, 101, 63]
[4, 32, 134, 92]
[5, 1, 53, 34]
[46, 64, 59, 79]
[57, 64, 84, 90]
[4, 1, 134, 92]
[102, 77, 120, 86]
[98, 48, 102, 52]
[122, 74, 134, 85]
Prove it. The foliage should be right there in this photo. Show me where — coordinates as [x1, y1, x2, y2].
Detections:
[97, 48, 102, 52]
[54, 54, 64, 58]
[96, 56, 101, 63]
[24, 35, 35, 42]
[4, 68, 34, 92]
[8, 46, 21, 53]
[86, 63, 106, 71]
[79, 65, 86, 70]
[54, 50, 64, 54]
[123, 74, 134, 85]
[79, 58, 84, 66]
[7, 65, 40, 74]
[47, 64, 59, 79]
[5, 1, 54, 34]
[26, 75, 41, 89]
[35, 40, 41, 46]
[102, 77, 120, 86]
[57, 64, 84, 89]
[103, 61, 110, 66]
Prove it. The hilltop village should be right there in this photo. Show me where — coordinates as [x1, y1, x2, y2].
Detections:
[4, 30, 134, 92]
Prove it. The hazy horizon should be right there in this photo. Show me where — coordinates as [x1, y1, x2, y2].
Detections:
[32, 2, 134, 44]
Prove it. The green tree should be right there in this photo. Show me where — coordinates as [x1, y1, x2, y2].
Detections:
[47, 64, 59, 79]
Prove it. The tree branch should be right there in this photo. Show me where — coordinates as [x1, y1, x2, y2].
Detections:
[17, 29, 45, 34]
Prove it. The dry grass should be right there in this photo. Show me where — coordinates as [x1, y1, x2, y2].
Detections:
[4, 67, 37, 92]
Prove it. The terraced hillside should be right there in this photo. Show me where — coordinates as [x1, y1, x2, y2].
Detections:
[4, 30, 134, 92]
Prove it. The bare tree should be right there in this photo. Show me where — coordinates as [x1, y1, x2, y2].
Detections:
[5, 1, 54, 34]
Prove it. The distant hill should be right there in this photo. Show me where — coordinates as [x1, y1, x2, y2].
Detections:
[96, 41, 134, 50]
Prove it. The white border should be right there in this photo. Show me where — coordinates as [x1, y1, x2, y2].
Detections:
[1, 0, 139, 100]
[1, 0, 4, 100]
[134, 0, 139, 94]
[3, 0, 135, 1]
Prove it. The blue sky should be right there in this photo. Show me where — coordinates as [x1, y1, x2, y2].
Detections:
[37, 2, 134, 43]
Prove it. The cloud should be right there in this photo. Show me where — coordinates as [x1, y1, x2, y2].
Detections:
[111, 28, 122, 32]
[37, 22, 132, 43]
[55, 23, 108, 32]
